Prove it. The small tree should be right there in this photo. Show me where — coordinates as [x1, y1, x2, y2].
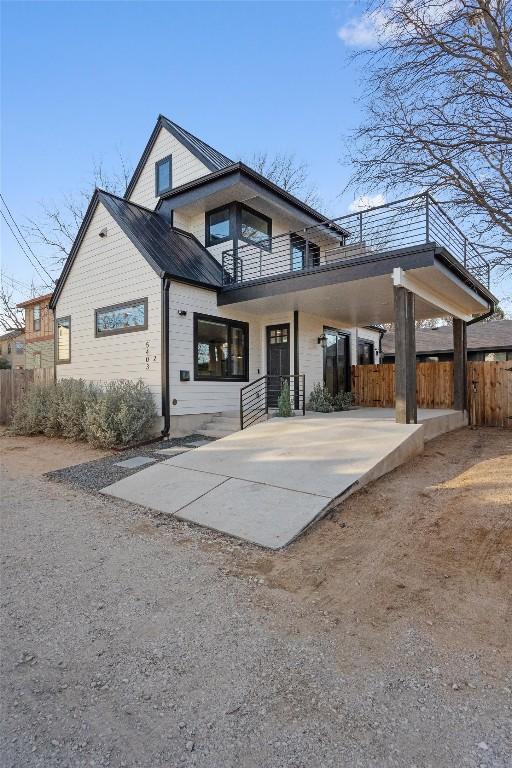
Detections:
[277, 380, 293, 417]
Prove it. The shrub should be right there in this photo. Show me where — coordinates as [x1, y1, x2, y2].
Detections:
[11, 383, 55, 435]
[57, 379, 99, 440]
[332, 390, 354, 411]
[11, 377, 156, 448]
[307, 382, 333, 413]
[85, 379, 156, 448]
[0, 357, 11, 369]
[276, 380, 293, 417]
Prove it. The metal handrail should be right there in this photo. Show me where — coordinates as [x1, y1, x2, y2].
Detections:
[222, 192, 491, 290]
[240, 374, 306, 430]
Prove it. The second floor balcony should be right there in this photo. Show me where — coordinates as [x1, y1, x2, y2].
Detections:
[221, 193, 491, 291]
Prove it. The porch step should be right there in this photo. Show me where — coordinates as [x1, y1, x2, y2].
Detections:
[198, 413, 241, 439]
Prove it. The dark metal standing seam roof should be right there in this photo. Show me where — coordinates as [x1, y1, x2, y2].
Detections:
[98, 192, 223, 288]
[160, 116, 233, 171]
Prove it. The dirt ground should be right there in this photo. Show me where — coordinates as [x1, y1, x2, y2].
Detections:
[228, 426, 512, 656]
[1, 426, 511, 767]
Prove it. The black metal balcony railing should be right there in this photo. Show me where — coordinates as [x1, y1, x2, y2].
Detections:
[221, 193, 491, 289]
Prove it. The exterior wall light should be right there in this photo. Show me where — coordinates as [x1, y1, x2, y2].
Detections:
[99, 227, 108, 238]
[318, 332, 327, 348]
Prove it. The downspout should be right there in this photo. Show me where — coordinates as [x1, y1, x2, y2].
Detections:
[161, 276, 171, 438]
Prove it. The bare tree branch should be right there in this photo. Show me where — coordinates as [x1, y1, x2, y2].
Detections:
[248, 151, 324, 210]
[26, 153, 133, 267]
[343, 0, 512, 273]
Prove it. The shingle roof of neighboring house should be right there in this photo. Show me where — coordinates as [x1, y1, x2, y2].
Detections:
[382, 319, 512, 355]
[50, 189, 223, 309]
[124, 114, 233, 199]
[17, 293, 53, 308]
[99, 191, 223, 287]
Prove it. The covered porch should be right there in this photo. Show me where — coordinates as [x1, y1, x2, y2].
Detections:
[218, 196, 496, 426]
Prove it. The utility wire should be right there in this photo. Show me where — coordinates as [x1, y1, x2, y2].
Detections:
[0, 208, 53, 290]
[0, 193, 55, 285]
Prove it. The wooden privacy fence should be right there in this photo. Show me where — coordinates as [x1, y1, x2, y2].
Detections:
[351, 362, 511, 428]
[0, 368, 54, 424]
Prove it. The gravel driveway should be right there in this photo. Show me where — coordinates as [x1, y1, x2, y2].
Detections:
[1, 433, 511, 767]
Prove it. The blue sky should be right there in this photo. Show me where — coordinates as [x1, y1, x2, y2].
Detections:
[1, 0, 509, 310]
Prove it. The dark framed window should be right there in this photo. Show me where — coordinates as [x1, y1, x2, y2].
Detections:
[357, 339, 374, 365]
[204, 203, 273, 251]
[95, 298, 148, 338]
[15, 341, 24, 354]
[240, 204, 272, 250]
[56, 316, 71, 363]
[155, 155, 172, 196]
[205, 205, 232, 247]
[290, 234, 320, 271]
[33, 304, 41, 332]
[7, 343, 11, 354]
[194, 313, 249, 381]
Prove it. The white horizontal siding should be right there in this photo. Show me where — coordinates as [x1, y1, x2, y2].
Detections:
[128, 127, 210, 209]
[54, 203, 162, 410]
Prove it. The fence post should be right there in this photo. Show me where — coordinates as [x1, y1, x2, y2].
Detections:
[359, 211, 363, 243]
[425, 194, 430, 243]
[463, 238, 467, 268]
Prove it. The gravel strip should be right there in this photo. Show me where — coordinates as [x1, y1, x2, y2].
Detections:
[45, 434, 217, 493]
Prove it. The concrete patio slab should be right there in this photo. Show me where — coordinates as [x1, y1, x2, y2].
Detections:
[177, 478, 328, 549]
[113, 456, 156, 469]
[100, 408, 465, 548]
[163, 412, 423, 499]
[102, 463, 229, 514]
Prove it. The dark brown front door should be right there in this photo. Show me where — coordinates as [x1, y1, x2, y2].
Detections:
[267, 324, 290, 405]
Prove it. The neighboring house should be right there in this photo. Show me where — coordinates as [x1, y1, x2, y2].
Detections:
[16, 294, 54, 369]
[0, 328, 26, 369]
[49, 114, 495, 433]
[382, 320, 512, 363]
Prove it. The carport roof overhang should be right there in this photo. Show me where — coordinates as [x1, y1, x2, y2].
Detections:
[217, 245, 495, 326]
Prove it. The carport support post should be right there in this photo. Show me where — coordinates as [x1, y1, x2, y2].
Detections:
[453, 318, 467, 411]
[394, 286, 417, 424]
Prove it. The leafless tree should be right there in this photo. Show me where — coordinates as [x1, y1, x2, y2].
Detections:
[345, 0, 512, 271]
[27, 153, 133, 267]
[248, 152, 323, 210]
[0, 281, 25, 331]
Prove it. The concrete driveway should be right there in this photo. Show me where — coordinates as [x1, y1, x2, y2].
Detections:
[101, 410, 437, 548]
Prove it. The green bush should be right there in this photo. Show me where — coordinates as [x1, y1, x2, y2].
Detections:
[11, 378, 156, 448]
[11, 383, 55, 435]
[332, 390, 354, 411]
[0, 357, 11, 369]
[307, 382, 333, 413]
[85, 380, 156, 448]
[57, 379, 99, 440]
[276, 380, 293, 417]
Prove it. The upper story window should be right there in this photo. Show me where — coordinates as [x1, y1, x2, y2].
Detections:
[206, 205, 231, 247]
[155, 155, 172, 196]
[240, 204, 272, 249]
[95, 298, 148, 337]
[33, 304, 41, 332]
[204, 203, 273, 251]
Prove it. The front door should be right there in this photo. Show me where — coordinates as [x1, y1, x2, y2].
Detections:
[324, 329, 350, 397]
[267, 324, 290, 406]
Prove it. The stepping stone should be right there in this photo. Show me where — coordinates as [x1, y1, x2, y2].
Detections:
[114, 456, 156, 469]
[185, 440, 211, 448]
[155, 447, 191, 456]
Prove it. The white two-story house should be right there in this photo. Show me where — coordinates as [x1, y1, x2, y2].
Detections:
[50, 115, 495, 435]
